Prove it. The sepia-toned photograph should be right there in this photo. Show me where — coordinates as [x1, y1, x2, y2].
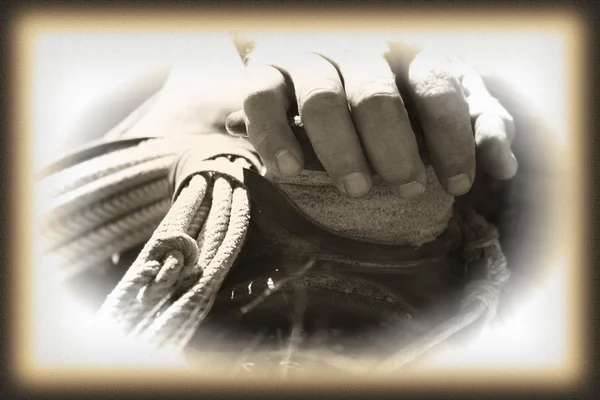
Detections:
[8, 4, 589, 394]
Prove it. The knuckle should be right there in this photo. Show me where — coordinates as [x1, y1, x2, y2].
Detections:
[409, 64, 454, 93]
[420, 84, 462, 106]
[347, 83, 399, 111]
[475, 113, 515, 144]
[409, 49, 453, 80]
[468, 95, 516, 143]
[354, 96, 401, 128]
[421, 91, 470, 127]
[301, 88, 346, 115]
[417, 78, 462, 105]
[247, 122, 276, 148]
[377, 161, 420, 183]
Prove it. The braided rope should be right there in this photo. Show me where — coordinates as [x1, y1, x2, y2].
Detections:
[186, 187, 213, 238]
[45, 156, 174, 220]
[93, 165, 251, 351]
[39, 138, 189, 197]
[96, 174, 209, 330]
[40, 135, 509, 370]
[54, 221, 163, 282]
[87, 152, 250, 345]
[142, 180, 251, 349]
[40, 139, 256, 343]
[51, 199, 171, 258]
[184, 176, 233, 286]
[42, 179, 169, 244]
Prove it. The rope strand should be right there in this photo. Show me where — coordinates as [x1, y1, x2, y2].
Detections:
[97, 174, 209, 330]
[42, 179, 169, 245]
[40, 136, 510, 372]
[142, 179, 251, 348]
[372, 210, 510, 373]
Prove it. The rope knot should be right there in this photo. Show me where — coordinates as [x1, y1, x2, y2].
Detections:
[147, 232, 199, 270]
[135, 232, 200, 302]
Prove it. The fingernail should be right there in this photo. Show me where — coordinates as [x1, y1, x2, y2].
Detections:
[445, 173, 472, 196]
[275, 150, 302, 175]
[341, 172, 372, 197]
[225, 112, 248, 137]
[225, 120, 248, 137]
[392, 181, 426, 198]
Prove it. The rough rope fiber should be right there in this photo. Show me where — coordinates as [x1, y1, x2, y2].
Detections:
[40, 136, 510, 371]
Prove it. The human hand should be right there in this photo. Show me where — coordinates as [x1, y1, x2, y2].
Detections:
[117, 36, 248, 140]
[226, 38, 518, 198]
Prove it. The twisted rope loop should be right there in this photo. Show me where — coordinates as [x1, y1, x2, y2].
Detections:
[38, 138, 206, 277]
[40, 136, 256, 349]
[97, 157, 252, 348]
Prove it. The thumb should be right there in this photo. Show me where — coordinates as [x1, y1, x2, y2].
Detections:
[225, 110, 248, 137]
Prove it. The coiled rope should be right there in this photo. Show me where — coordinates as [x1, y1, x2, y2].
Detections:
[40, 135, 510, 370]
[98, 158, 252, 349]
[40, 135, 259, 349]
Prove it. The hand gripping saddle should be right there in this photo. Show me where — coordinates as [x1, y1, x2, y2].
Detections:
[38, 76, 558, 376]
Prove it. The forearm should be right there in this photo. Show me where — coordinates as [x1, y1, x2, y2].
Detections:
[122, 35, 247, 139]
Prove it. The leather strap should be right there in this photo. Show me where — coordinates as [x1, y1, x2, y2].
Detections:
[242, 167, 458, 263]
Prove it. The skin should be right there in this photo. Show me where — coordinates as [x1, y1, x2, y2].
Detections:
[225, 39, 518, 198]
[83, 36, 518, 200]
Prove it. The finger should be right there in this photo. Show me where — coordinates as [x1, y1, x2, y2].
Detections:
[290, 53, 372, 197]
[339, 53, 427, 198]
[241, 64, 304, 177]
[225, 109, 248, 137]
[459, 63, 518, 180]
[408, 50, 476, 196]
